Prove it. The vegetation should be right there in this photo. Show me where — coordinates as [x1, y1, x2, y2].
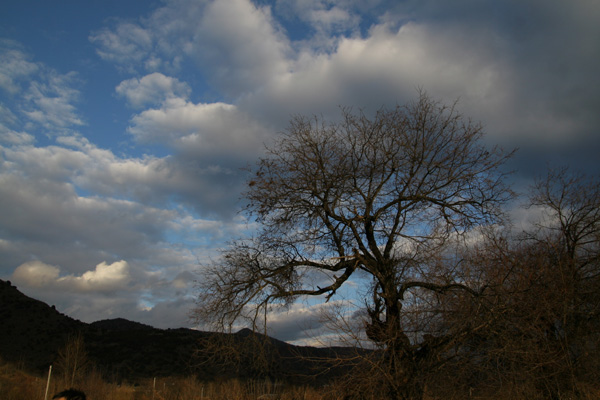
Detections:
[194, 93, 514, 399]
[2, 354, 599, 400]
[193, 94, 600, 399]
[0, 356, 323, 400]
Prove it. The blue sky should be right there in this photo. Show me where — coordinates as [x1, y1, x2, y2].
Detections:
[1, 0, 599, 345]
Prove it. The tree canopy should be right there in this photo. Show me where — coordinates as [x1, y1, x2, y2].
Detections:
[194, 93, 515, 399]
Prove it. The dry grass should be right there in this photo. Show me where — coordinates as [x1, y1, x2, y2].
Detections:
[0, 358, 325, 400]
[2, 357, 598, 400]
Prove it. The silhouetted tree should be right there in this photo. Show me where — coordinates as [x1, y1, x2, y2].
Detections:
[193, 92, 514, 400]
[445, 168, 600, 398]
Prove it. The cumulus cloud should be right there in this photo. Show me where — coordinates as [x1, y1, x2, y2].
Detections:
[90, 0, 290, 97]
[237, 19, 510, 130]
[237, 0, 599, 178]
[188, 0, 290, 96]
[47, 135, 249, 218]
[66, 260, 131, 291]
[13, 260, 131, 292]
[127, 98, 268, 159]
[0, 126, 256, 342]
[0, 135, 245, 277]
[11, 258, 198, 327]
[89, 0, 600, 154]
[12, 260, 60, 287]
[116, 72, 191, 109]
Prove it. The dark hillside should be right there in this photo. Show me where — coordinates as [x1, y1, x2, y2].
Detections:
[90, 318, 155, 332]
[0, 280, 86, 371]
[0, 280, 358, 384]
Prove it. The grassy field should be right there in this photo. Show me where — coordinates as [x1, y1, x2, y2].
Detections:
[3, 357, 599, 400]
[0, 357, 327, 400]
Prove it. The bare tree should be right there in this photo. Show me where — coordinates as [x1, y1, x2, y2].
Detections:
[523, 168, 600, 396]
[447, 168, 600, 399]
[193, 93, 514, 400]
[54, 332, 90, 388]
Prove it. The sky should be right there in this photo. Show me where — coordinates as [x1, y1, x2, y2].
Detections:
[1, 0, 599, 345]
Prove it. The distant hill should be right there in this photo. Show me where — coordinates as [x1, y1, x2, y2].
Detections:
[0, 280, 357, 384]
[90, 318, 155, 332]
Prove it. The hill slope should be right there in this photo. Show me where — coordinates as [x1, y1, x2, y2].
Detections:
[0, 280, 354, 383]
[0, 280, 86, 371]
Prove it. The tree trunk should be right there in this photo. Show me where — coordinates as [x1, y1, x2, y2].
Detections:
[384, 297, 426, 400]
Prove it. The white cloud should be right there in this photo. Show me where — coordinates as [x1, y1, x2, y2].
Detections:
[238, 19, 510, 128]
[62, 260, 131, 292]
[0, 40, 39, 94]
[1, 43, 84, 139]
[21, 70, 84, 133]
[89, 22, 153, 72]
[12, 260, 60, 287]
[11, 258, 197, 327]
[0, 106, 34, 145]
[87, 0, 600, 224]
[0, 129, 254, 296]
[1, 140, 210, 258]
[127, 98, 268, 160]
[116, 72, 191, 109]
[12, 259, 131, 292]
[88, 0, 600, 152]
[0, 130, 34, 146]
[90, 0, 290, 97]
[189, 0, 290, 95]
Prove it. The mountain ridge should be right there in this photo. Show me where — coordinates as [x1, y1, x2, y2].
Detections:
[0, 279, 353, 384]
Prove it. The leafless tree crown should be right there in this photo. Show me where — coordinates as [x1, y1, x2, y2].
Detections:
[194, 93, 513, 329]
[193, 93, 515, 399]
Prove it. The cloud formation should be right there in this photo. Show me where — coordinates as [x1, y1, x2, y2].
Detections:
[12, 260, 60, 288]
[89, 22, 153, 72]
[116, 73, 191, 109]
[13, 260, 131, 292]
[1, 0, 599, 342]
[0, 40, 39, 93]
